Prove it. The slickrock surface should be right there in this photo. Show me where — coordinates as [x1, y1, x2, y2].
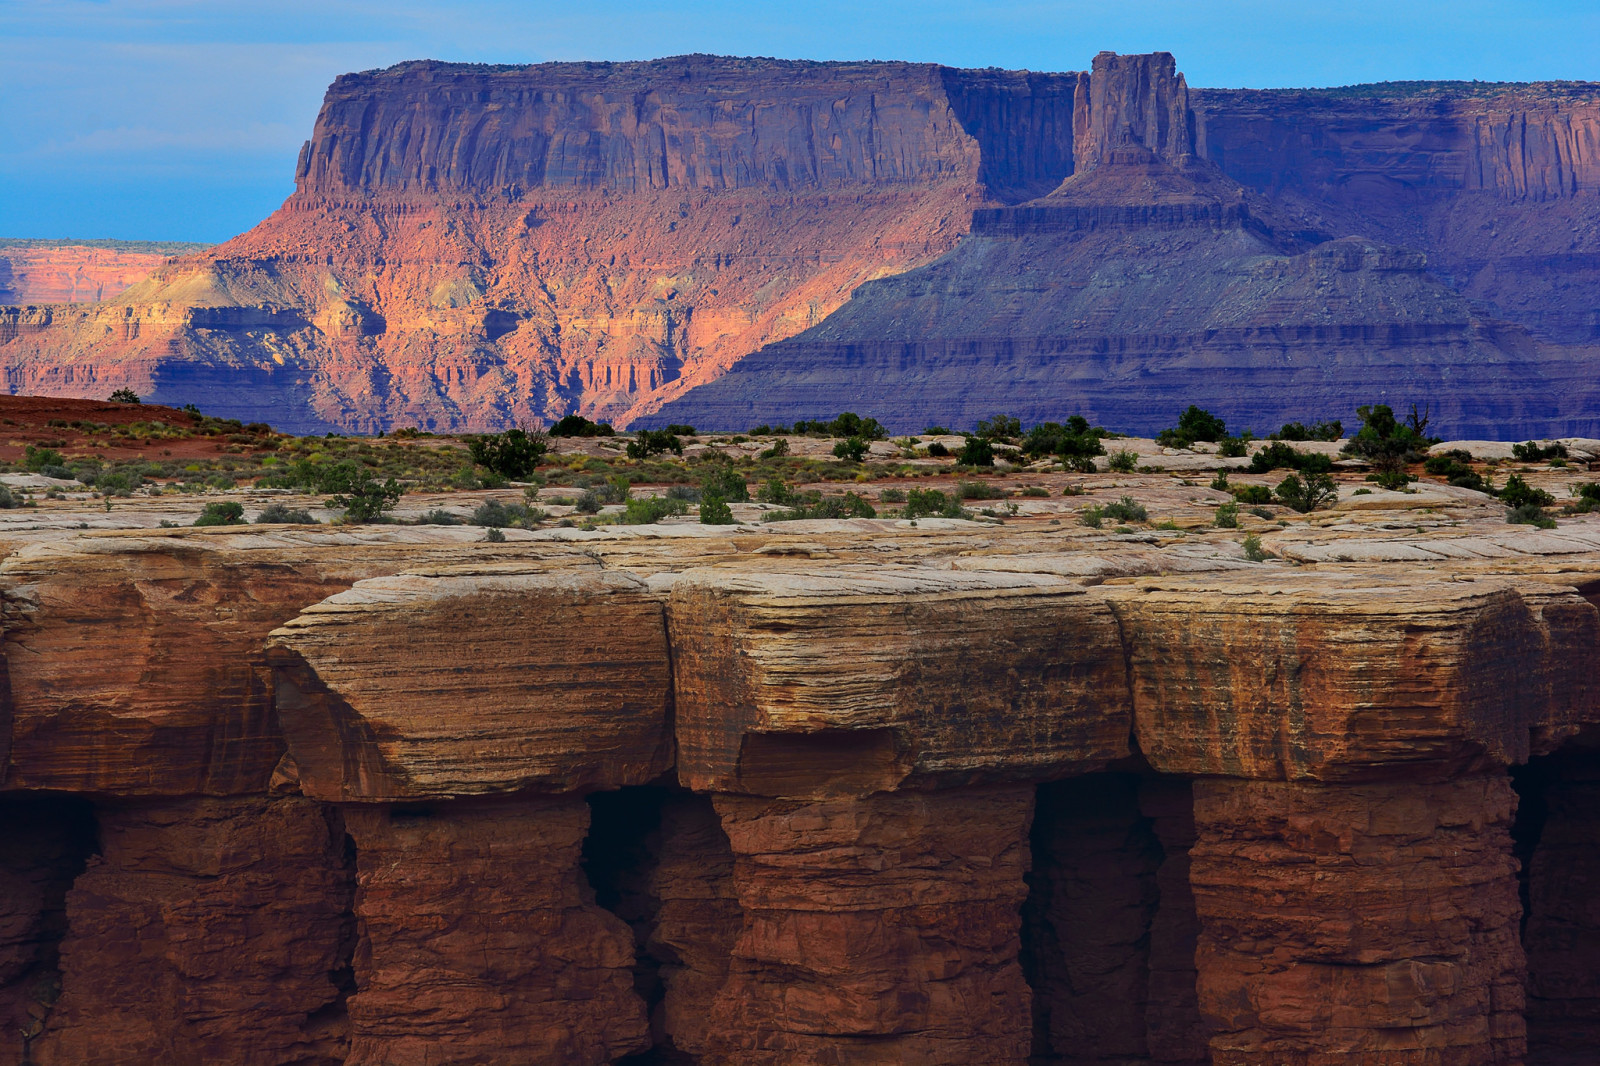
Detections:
[7, 53, 1600, 434]
[0, 472, 1593, 1063]
[668, 566, 1130, 794]
[706, 786, 1036, 1065]
[342, 799, 648, 1065]
[1190, 775, 1526, 1065]
[268, 565, 672, 799]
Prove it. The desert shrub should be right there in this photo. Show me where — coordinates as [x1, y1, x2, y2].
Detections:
[1108, 450, 1138, 473]
[324, 465, 402, 523]
[549, 415, 615, 437]
[621, 495, 689, 524]
[1249, 441, 1333, 475]
[1231, 484, 1274, 505]
[667, 484, 702, 502]
[1021, 416, 1107, 471]
[902, 489, 963, 519]
[833, 436, 869, 462]
[255, 503, 316, 524]
[1101, 495, 1147, 523]
[470, 499, 541, 528]
[416, 508, 463, 525]
[1248, 506, 1275, 520]
[1366, 469, 1417, 491]
[573, 490, 603, 514]
[1242, 534, 1270, 561]
[957, 436, 994, 467]
[756, 478, 799, 505]
[109, 388, 141, 404]
[791, 413, 886, 440]
[975, 414, 1022, 441]
[925, 441, 950, 457]
[1214, 502, 1240, 528]
[879, 488, 908, 503]
[1217, 437, 1248, 458]
[759, 438, 789, 459]
[0, 486, 15, 509]
[956, 480, 1005, 500]
[1512, 440, 1568, 463]
[699, 494, 735, 525]
[1499, 474, 1555, 510]
[1157, 406, 1227, 448]
[1274, 472, 1339, 513]
[1079, 505, 1104, 529]
[1276, 420, 1342, 442]
[625, 429, 684, 459]
[1423, 450, 1490, 492]
[468, 428, 548, 478]
[765, 492, 877, 522]
[23, 445, 64, 472]
[1574, 483, 1600, 503]
[1508, 503, 1557, 529]
[483, 527, 507, 542]
[193, 501, 245, 526]
[699, 465, 749, 502]
[1210, 471, 1232, 492]
[1342, 403, 1437, 472]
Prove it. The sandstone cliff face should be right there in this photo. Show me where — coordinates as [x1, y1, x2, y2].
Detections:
[0, 514, 1591, 1063]
[0, 242, 202, 306]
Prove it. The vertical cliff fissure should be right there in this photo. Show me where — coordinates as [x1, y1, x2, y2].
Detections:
[1513, 733, 1600, 1065]
[0, 794, 96, 1066]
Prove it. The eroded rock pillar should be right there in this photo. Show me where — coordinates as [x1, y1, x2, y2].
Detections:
[1189, 775, 1526, 1066]
[32, 797, 354, 1066]
[706, 785, 1036, 1065]
[341, 798, 647, 1065]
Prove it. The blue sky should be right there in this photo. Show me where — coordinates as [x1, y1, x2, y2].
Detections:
[4, 0, 1599, 242]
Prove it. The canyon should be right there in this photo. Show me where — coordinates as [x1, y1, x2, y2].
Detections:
[3, 52, 1599, 435]
[0, 459, 1597, 1064]
[0, 241, 204, 306]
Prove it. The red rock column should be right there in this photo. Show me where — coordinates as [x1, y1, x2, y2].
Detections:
[31, 797, 354, 1066]
[1188, 774, 1526, 1066]
[341, 798, 648, 1066]
[702, 785, 1036, 1066]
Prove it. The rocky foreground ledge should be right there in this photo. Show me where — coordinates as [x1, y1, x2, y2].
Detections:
[0, 505, 1598, 1065]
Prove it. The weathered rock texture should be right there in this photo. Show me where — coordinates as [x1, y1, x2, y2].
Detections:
[0, 241, 204, 305]
[7, 52, 1600, 435]
[706, 786, 1036, 1065]
[1190, 775, 1527, 1065]
[0, 514, 1591, 1063]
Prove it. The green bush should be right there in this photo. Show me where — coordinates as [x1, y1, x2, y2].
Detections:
[791, 413, 886, 440]
[1242, 534, 1270, 561]
[549, 415, 615, 437]
[1366, 469, 1417, 491]
[626, 429, 684, 459]
[957, 436, 994, 467]
[1274, 472, 1339, 513]
[468, 428, 548, 478]
[1276, 420, 1342, 442]
[326, 468, 402, 523]
[1341, 404, 1437, 473]
[1214, 502, 1240, 528]
[621, 495, 689, 524]
[699, 494, 735, 525]
[483, 527, 507, 542]
[1499, 474, 1555, 510]
[416, 508, 463, 525]
[756, 478, 800, 505]
[1231, 484, 1274, 505]
[1512, 440, 1568, 463]
[833, 436, 869, 462]
[1249, 441, 1333, 475]
[956, 480, 1005, 500]
[700, 465, 749, 502]
[24, 445, 64, 472]
[758, 438, 790, 459]
[255, 503, 316, 524]
[880, 488, 908, 503]
[765, 492, 878, 521]
[975, 414, 1022, 441]
[1217, 437, 1248, 458]
[1102, 495, 1148, 522]
[109, 388, 141, 404]
[903, 489, 963, 519]
[574, 491, 603, 514]
[1108, 450, 1138, 473]
[1508, 503, 1557, 529]
[1080, 505, 1103, 529]
[194, 501, 245, 526]
[1021, 416, 1106, 471]
[1423, 450, 1490, 493]
[470, 499, 541, 528]
[925, 441, 950, 457]
[1157, 406, 1227, 448]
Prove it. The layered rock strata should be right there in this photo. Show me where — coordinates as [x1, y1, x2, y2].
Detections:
[0, 520, 1593, 1063]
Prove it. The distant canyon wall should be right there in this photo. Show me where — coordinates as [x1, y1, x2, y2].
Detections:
[2, 54, 1599, 433]
[0, 242, 204, 305]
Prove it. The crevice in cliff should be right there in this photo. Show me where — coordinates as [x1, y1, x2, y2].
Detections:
[1021, 772, 1208, 1065]
[583, 784, 740, 1065]
[1513, 731, 1600, 1066]
[300, 809, 357, 1059]
[0, 793, 96, 1066]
